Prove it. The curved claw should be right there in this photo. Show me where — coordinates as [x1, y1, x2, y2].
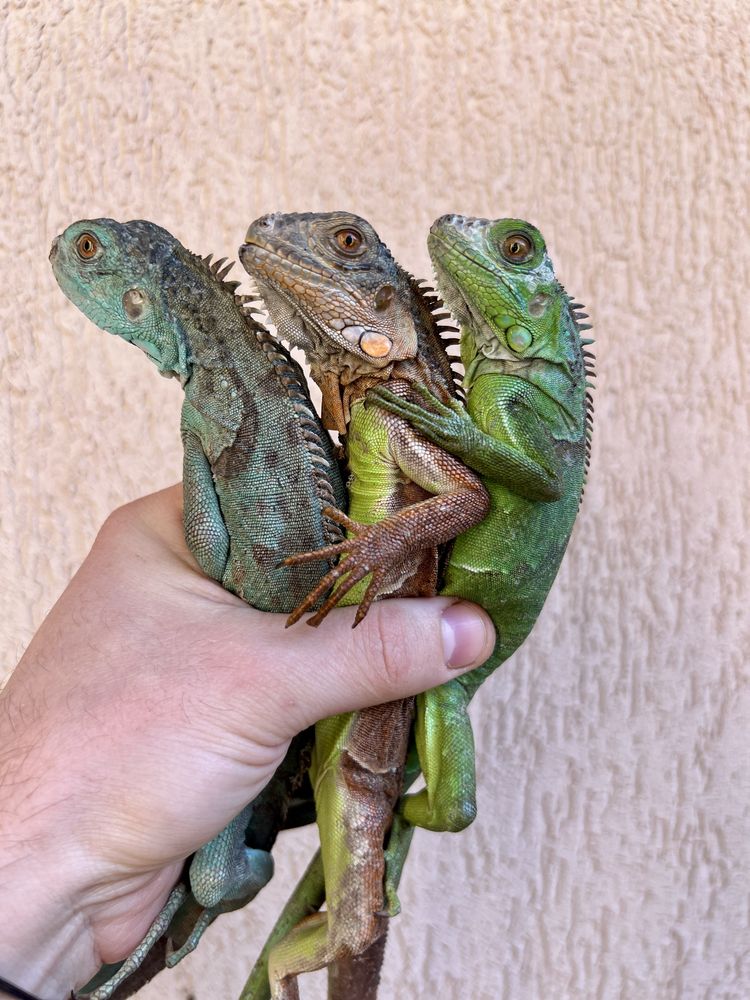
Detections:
[322, 505, 362, 533]
[305, 564, 372, 627]
[352, 569, 386, 626]
[285, 560, 350, 627]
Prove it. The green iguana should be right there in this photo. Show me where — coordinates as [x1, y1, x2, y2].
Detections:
[49, 219, 347, 999]
[241, 213, 592, 998]
[358, 211, 593, 974]
[239, 211, 490, 1000]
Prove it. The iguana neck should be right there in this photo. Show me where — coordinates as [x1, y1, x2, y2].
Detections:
[169, 252, 258, 384]
[462, 309, 587, 434]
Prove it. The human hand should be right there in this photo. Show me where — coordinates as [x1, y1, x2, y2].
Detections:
[0, 485, 493, 998]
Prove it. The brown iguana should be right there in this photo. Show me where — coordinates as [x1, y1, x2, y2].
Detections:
[239, 211, 489, 999]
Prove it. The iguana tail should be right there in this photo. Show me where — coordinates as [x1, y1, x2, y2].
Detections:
[327, 933, 389, 1000]
[237, 853, 390, 1000]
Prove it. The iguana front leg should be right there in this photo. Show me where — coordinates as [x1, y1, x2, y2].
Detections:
[284, 398, 490, 627]
[181, 426, 230, 580]
[367, 379, 565, 501]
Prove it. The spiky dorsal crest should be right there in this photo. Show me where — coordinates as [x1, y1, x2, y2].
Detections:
[408, 274, 464, 399]
[567, 295, 595, 501]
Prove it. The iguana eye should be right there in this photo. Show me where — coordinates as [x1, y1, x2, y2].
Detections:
[335, 229, 364, 255]
[76, 233, 99, 260]
[501, 233, 533, 264]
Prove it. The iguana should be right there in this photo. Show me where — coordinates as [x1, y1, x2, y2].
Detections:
[49, 219, 347, 999]
[241, 213, 592, 998]
[239, 211, 490, 1000]
[358, 211, 593, 957]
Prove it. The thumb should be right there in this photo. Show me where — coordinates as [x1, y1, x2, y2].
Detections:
[258, 597, 495, 738]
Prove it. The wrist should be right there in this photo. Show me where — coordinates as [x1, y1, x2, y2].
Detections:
[0, 849, 96, 999]
[0, 686, 98, 997]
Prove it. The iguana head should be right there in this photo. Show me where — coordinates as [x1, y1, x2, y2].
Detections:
[428, 215, 586, 405]
[239, 211, 418, 370]
[50, 219, 201, 383]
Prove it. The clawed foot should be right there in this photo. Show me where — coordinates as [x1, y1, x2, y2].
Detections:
[283, 507, 411, 628]
[367, 383, 472, 452]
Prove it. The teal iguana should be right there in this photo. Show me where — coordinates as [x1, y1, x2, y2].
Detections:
[49, 219, 347, 998]
[239, 211, 490, 1000]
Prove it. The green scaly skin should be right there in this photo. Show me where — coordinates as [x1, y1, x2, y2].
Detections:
[50, 219, 346, 999]
[239, 212, 489, 1000]
[369, 213, 592, 900]
[247, 214, 592, 998]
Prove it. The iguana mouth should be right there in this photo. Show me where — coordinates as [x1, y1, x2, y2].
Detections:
[240, 245, 336, 350]
[242, 234, 333, 283]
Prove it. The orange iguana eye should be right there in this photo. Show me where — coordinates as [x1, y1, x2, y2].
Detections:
[501, 233, 533, 263]
[76, 233, 99, 260]
[335, 228, 363, 254]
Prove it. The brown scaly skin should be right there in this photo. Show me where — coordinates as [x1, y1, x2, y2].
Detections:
[239, 212, 489, 1000]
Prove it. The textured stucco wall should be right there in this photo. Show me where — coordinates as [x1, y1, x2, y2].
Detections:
[2, 1, 748, 997]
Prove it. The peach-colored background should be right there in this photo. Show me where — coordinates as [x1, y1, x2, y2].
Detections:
[2, 2, 748, 998]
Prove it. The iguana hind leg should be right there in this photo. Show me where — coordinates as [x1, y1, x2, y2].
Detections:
[268, 701, 412, 999]
[188, 804, 275, 911]
[399, 680, 477, 832]
[165, 807, 274, 967]
[81, 885, 187, 1000]
[269, 911, 389, 1000]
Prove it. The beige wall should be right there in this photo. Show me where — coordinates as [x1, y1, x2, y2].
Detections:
[2, 1, 748, 997]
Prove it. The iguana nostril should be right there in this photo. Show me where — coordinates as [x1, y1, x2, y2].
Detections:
[245, 216, 276, 242]
[49, 236, 60, 260]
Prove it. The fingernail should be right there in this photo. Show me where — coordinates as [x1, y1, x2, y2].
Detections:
[441, 601, 491, 670]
